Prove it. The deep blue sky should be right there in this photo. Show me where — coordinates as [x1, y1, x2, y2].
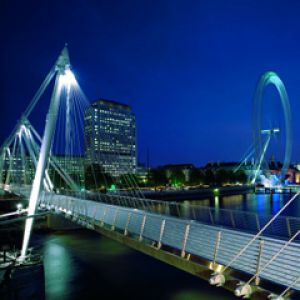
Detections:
[1, 0, 300, 167]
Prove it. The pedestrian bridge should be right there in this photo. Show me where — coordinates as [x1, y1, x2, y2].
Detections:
[34, 190, 300, 299]
[1, 46, 300, 299]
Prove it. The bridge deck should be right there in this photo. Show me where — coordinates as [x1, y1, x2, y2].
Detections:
[40, 193, 300, 293]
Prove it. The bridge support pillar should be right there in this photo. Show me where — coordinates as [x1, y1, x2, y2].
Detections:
[20, 46, 71, 260]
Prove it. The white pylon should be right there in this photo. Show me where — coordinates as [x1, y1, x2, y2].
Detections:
[20, 46, 72, 260]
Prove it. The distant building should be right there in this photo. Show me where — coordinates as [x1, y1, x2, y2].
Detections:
[1, 155, 85, 188]
[50, 155, 85, 188]
[295, 170, 300, 184]
[136, 164, 148, 184]
[84, 99, 137, 176]
[204, 161, 254, 177]
[1, 156, 32, 185]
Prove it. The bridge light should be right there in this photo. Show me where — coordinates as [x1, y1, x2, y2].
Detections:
[108, 184, 117, 192]
[16, 203, 23, 212]
[60, 69, 76, 89]
[209, 272, 225, 286]
[234, 283, 252, 298]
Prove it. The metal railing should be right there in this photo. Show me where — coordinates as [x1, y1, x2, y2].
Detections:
[40, 192, 300, 295]
[57, 189, 300, 241]
[10, 183, 300, 298]
[8, 184, 300, 241]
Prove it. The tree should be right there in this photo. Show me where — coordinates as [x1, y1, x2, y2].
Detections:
[234, 170, 247, 184]
[188, 168, 203, 186]
[169, 169, 185, 186]
[203, 169, 216, 186]
[215, 169, 230, 185]
[148, 168, 168, 186]
[85, 164, 113, 192]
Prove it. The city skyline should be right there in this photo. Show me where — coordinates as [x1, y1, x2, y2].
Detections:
[2, 3, 300, 299]
[2, 1, 300, 167]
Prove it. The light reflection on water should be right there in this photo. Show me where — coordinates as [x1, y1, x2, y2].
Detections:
[185, 193, 300, 217]
[43, 238, 73, 299]
[214, 196, 219, 210]
[38, 230, 236, 300]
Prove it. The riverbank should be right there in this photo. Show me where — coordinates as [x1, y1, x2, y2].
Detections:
[143, 185, 253, 201]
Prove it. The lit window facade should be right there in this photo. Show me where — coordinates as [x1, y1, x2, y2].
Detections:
[84, 99, 137, 176]
[50, 155, 85, 187]
[1, 155, 85, 188]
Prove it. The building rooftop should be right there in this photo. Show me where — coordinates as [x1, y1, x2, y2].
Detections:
[90, 99, 131, 111]
[163, 164, 196, 169]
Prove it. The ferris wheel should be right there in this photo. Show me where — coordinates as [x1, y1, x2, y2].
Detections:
[252, 71, 292, 185]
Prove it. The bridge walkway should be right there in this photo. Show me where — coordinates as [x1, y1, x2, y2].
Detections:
[40, 192, 300, 298]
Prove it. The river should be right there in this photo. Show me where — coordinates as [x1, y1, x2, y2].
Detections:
[185, 192, 300, 217]
[33, 229, 235, 300]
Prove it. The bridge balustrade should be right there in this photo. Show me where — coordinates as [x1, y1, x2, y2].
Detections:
[7, 183, 300, 242]
[40, 192, 300, 292]
[46, 189, 300, 241]
[7, 182, 300, 242]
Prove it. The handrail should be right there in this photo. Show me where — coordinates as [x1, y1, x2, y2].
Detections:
[222, 191, 300, 273]
[246, 230, 300, 285]
[42, 193, 300, 296]
[7, 184, 300, 241]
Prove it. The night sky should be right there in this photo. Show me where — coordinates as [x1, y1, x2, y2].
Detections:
[1, 0, 300, 167]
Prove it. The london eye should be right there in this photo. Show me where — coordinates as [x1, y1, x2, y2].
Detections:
[252, 71, 292, 186]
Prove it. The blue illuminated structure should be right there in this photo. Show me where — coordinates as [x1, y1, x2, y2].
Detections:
[252, 71, 292, 186]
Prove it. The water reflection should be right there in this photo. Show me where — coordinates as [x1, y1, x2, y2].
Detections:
[214, 196, 219, 210]
[255, 194, 268, 215]
[180, 201, 191, 218]
[221, 195, 243, 209]
[38, 230, 236, 300]
[214, 196, 220, 221]
[43, 238, 73, 299]
[186, 193, 300, 217]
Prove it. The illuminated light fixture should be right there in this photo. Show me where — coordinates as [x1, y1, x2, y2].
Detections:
[60, 68, 76, 89]
[213, 188, 220, 195]
[16, 203, 23, 211]
[261, 128, 280, 135]
[108, 184, 117, 192]
[209, 272, 225, 286]
[17, 125, 26, 139]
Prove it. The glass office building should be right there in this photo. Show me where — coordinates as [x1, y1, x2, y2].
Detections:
[84, 99, 137, 176]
